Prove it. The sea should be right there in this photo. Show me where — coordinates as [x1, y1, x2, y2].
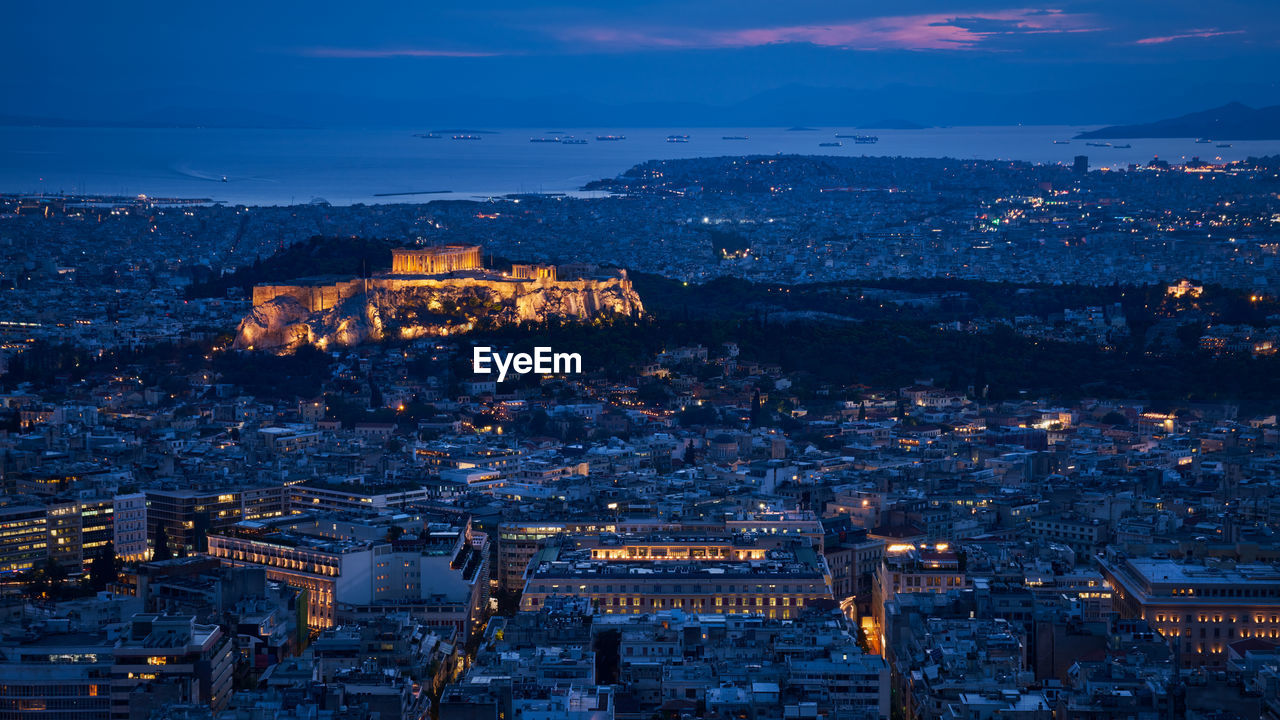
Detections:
[3, 125, 1278, 207]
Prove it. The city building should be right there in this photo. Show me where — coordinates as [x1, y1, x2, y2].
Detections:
[1100, 554, 1280, 668]
[520, 533, 834, 619]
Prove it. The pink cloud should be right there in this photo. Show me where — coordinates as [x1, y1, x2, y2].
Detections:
[555, 8, 1100, 53]
[1133, 28, 1244, 45]
[300, 47, 501, 58]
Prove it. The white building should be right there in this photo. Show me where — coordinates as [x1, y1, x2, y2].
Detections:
[113, 492, 149, 561]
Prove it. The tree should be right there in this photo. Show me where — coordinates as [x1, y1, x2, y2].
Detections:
[562, 416, 587, 442]
[153, 525, 173, 562]
[528, 409, 549, 436]
[1101, 411, 1128, 427]
[637, 382, 670, 407]
[88, 542, 119, 591]
[678, 405, 718, 427]
[23, 567, 50, 601]
[25, 559, 68, 601]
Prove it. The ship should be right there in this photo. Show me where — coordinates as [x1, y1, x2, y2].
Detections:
[413, 132, 441, 139]
[1114, 143, 1132, 149]
[722, 135, 749, 140]
[1086, 141, 1112, 148]
[530, 137, 561, 143]
[1053, 140, 1070, 144]
[596, 135, 625, 141]
[853, 135, 878, 144]
[819, 141, 842, 147]
[1195, 138, 1212, 143]
[1217, 143, 1232, 148]
[560, 137, 588, 145]
[452, 135, 482, 140]
[666, 135, 690, 143]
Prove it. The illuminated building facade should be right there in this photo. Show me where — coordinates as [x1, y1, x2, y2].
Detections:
[822, 521, 886, 616]
[496, 521, 618, 592]
[112, 493, 149, 562]
[496, 514, 824, 594]
[390, 245, 482, 275]
[725, 511, 825, 549]
[510, 263, 556, 281]
[145, 490, 243, 556]
[207, 514, 489, 634]
[78, 498, 114, 565]
[0, 635, 114, 720]
[1166, 279, 1204, 298]
[1099, 555, 1280, 668]
[0, 505, 47, 575]
[416, 444, 526, 472]
[289, 482, 434, 515]
[206, 528, 352, 630]
[46, 501, 84, 570]
[519, 534, 833, 618]
[146, 487, 285, 557]
[871, 544, 969, 648]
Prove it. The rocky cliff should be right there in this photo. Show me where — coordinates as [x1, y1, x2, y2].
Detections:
[234, 273, 644, 353]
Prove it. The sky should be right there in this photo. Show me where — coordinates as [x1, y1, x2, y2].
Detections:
[5, 0, 1279, 127]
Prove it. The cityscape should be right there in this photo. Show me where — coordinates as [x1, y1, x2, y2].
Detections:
[4, 2, 1280, 720]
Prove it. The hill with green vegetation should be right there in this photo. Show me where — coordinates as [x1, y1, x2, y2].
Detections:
[187, 236, 398, 299]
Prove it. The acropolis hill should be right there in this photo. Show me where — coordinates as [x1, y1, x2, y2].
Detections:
[233, 245, 644, 353]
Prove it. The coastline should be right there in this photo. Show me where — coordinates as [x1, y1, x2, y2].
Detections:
[4, 124, 1279, 207]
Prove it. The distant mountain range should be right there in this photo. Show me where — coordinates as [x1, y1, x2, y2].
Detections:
[7, 87, 1280, 132]
[1076, 102, 1280, 140]
[859, 118, 927, 130]
[0, 107, 311, 129]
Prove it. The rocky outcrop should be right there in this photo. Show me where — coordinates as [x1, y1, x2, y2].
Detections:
[234, 272, 644, 353]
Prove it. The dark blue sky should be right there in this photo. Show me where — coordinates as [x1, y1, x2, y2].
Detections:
[6, 0, 1279, 126]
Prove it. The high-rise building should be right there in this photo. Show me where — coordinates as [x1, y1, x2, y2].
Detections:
[145, 489, 242, 556]
[0, 504, 48, 574]
[46, 500, 84, 570]
[1074, 155, 1089, 175]
[79, 497, 115, 567]
[112, 493, 149, 562]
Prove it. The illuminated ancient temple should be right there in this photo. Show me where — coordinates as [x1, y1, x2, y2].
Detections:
[390, 245, 483, 275]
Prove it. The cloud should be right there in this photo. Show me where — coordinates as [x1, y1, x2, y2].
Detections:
[553, 8, 1100, 53]
[299, 47, 502, 58]
[1133, 28, 1244, 45]
[289, 9, 1105, 59]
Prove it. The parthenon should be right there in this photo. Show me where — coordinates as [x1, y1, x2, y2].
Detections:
[391, 245, 483, 275]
